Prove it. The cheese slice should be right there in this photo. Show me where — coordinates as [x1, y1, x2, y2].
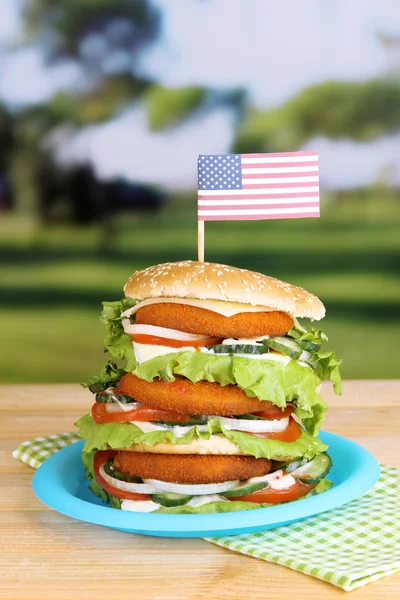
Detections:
[122, 297, 291, 318]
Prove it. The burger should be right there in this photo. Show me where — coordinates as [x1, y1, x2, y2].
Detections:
[76, 261, 342, 514]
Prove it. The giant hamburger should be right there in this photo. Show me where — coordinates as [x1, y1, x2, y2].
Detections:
[76, 261, 342, 513]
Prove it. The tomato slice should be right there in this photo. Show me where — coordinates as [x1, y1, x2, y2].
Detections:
[131, 333, 222, 348]
[238, 416, 302, 442]
[229, 479, 315, 504]
[93, 450, 150, 501]
[252, 404, 294, 420]
[91, 402, 190, 424]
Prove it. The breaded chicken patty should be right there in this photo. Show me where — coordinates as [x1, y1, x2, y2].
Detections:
[113, 451, 272, 484]
[135, 303, 293, 338]
[117, 373, 276, 416]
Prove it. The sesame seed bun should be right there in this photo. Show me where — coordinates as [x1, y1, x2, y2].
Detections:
[114, 436, 245, 455]
[113, 437, 292, 462]
[124, 261, 325, 320]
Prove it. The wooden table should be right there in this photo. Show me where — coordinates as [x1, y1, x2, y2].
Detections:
[1, 380, 399, 599]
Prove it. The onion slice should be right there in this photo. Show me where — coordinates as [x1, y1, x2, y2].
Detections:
[143, 478, 240, 496]
[104, 401, 142, 413]
[219, 416, 289, 433]
[122, 320, 213, 341]
[99, 465, 158, 494]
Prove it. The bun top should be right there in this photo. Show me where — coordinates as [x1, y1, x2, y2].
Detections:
[124, 261, 325, 320]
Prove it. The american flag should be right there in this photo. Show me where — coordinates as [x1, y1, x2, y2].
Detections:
[197, 151, 319, 221]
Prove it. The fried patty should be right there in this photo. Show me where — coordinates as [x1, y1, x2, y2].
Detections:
[113, 451, 272, 484]
[117, 373, 273, 416]
[135, 303, 293, 338]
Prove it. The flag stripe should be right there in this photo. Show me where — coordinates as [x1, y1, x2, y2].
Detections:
[242, 171, 318, 183]
[199, 201, 319, 210]
[199, 211, 320, 221]
[242, 151, 318, 159]
[199, 197, 319, 207]
[243, 177, 318, 188]
[242, 161, 319, 170]
[198, 187, 319, 197]
[199, 207, 320, 217]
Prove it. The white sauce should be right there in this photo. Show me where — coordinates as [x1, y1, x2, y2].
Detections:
[222, 337, 266, 345]
[132, 341, 192, 364]
[120, 500, 160, 513]
[247, 470, 284, 484]
[219, 416, 289, 433]
[129, 420, 210, 437]
[230, 353, 291, 364]
[120, 494, 228, 513]
[269, 474, 296, 490]
[187, 494, 228, 507]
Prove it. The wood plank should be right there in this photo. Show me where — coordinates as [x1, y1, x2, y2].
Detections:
[1, 549, 399, 600]
[0, 412, 84, 439]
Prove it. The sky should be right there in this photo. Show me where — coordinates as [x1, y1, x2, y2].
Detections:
[143, 0, 400, 108]
[1, 0, 399, 108]
[0, 0, 399, 189]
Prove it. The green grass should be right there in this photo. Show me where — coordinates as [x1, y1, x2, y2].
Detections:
[0, 195, 399, 383]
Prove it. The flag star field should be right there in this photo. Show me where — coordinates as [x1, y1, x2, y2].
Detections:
[198, 155, 242, 190]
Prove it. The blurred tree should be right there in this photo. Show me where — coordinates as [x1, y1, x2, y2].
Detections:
[12, 1, 214, 226]
[0, 104, 14, 171]
[146, 85, 206, 131]
[0, 103, 14, 211]
[24, 0, 159, 75]
[234, 80, 400, 153]
[23, 0, 159, 120]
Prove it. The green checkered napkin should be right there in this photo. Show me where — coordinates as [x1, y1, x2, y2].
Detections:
[13, 433, 400, 591]
[12, 432, 80, 469]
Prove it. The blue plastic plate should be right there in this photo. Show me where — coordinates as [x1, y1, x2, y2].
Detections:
[32, 432, 380, 538]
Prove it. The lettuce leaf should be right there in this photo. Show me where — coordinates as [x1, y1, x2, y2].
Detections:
[75, 414, 327, 460]
[308, 351, 343, 395]
[288, 327, 328, 345]
[84, 359, 126, 390]
[288, 327, 342, 394]
[133, 352, 326, 435]
[81, 449, 108, 501]
[154, 500, 263, 514]
[153, 478, 333, 514]
[100, 298, 138, 371]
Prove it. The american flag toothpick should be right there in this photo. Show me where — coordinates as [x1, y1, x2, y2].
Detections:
[197, 151, 320, 260]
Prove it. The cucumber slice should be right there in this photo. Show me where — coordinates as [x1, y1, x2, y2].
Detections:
[153, 417, 206, 427]
[296, 339, 321, 352]
[281, 458, 309, 473]
[151, 492, 193, 507]
[263, 337, 302, 359]
[208, 344, 267, 355]
[222, 480, 267, 498]
[95, 392, 136, 404]
[290, 453, 332, 484]
[235, 414, 270, 421]
[89, 380, 118, 394]
[103, 459, 143, 483]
